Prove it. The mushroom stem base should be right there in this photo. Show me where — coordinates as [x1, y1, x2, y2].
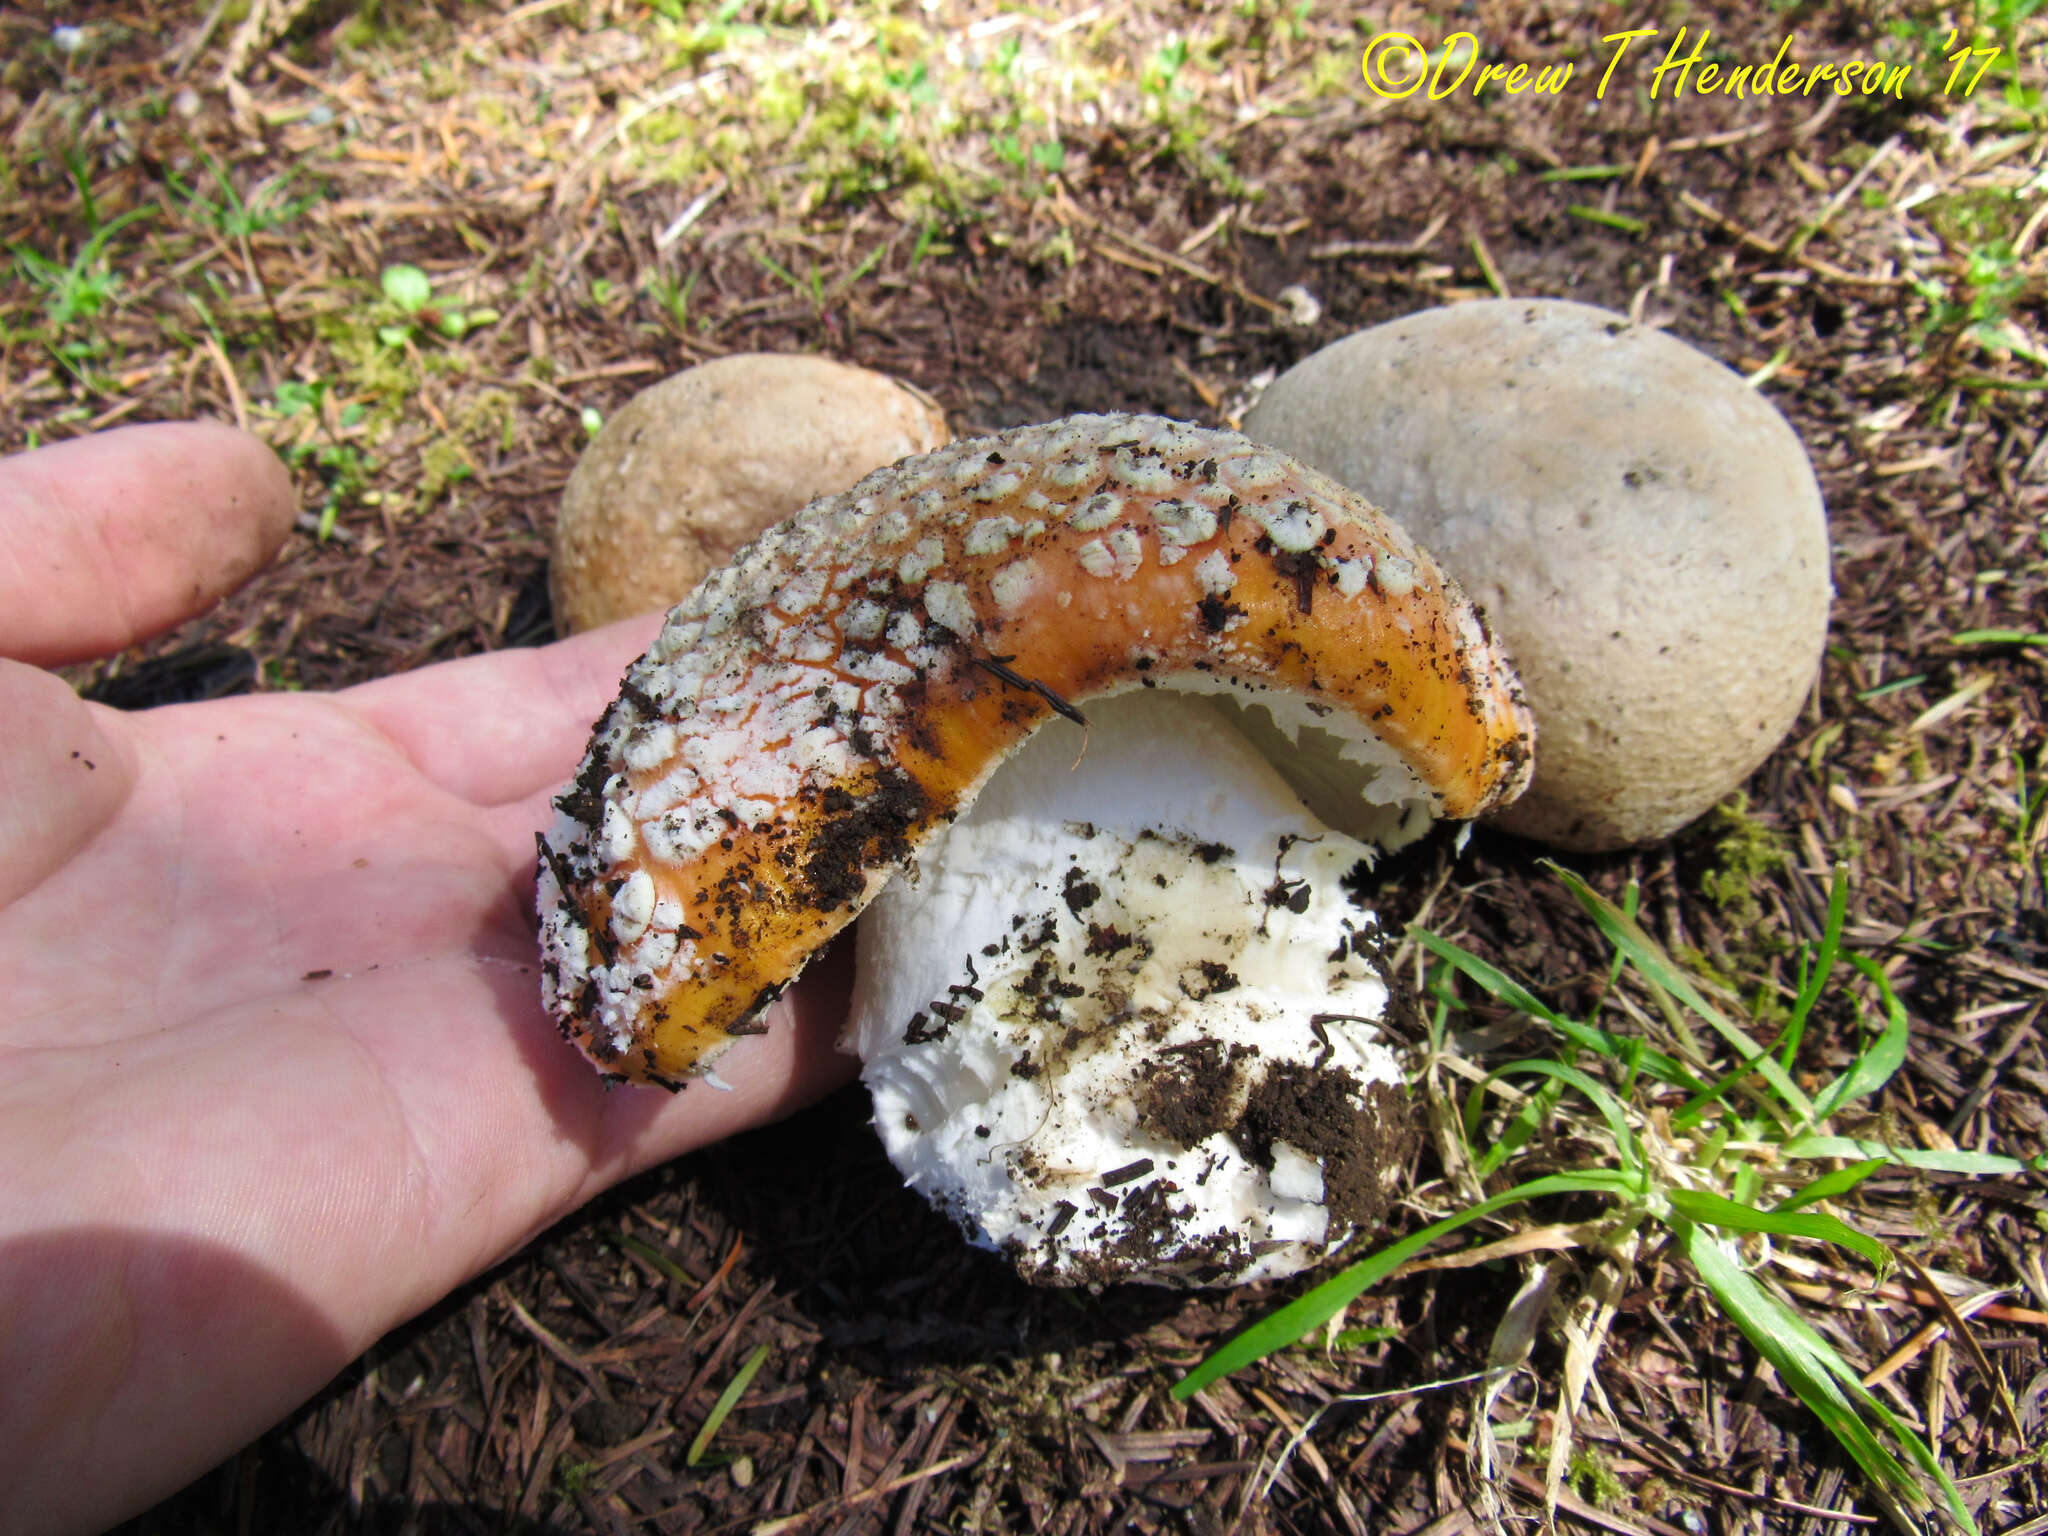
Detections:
[847, 692, 1417, 1287]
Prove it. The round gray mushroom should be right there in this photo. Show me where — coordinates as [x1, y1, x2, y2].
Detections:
[1243, 299, 1831, 851]
[552, 353, 949, 633]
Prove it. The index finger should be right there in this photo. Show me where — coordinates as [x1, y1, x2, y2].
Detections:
[0, 423, 296, 667]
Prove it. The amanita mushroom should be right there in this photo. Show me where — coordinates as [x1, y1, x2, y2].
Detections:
[537, 413, 1534, 1284]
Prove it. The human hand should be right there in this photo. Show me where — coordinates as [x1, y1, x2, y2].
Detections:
[0, 424, 856, 1535]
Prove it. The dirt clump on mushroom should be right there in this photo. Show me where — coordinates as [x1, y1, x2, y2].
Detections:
[1133, 1039, 1256, 1148]
[1235, 1066, 1416, 1232]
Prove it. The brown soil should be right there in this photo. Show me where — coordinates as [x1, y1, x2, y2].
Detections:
[3, 1, 2043, 1532]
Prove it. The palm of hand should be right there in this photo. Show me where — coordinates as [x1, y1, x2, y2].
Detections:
[0, 434, 851, 1534]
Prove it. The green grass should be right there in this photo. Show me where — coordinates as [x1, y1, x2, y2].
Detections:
[1885, 0, 2045, 117]
[1994, 745, 2048, 896]
[171, 149, 317, 244]
[1906, 176, 2044, 381]
[687, 1343, 771, 1467]
[5, 151, 153, 382]
[1174, 865, 2037, 1532]
[1565, 205, 1646, 235]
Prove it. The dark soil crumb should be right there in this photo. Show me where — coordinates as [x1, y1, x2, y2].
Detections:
[1178, 958, 1239, 999]
[1133, 1038, 1253, 1147]
[803, 768, 930, 910]
[1084, 921, 1136, 957]
[1233, 1064, 1415, 1230]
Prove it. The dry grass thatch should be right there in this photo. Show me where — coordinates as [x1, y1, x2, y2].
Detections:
[2, 1, 2044, 1531]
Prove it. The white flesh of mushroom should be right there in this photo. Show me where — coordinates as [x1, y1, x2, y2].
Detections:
[847, 689, 1427, 1287]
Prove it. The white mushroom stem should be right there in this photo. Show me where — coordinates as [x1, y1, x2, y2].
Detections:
[847, 691, 1416, 1287]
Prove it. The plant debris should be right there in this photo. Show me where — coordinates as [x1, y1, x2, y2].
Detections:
[4, 1, 2041, 1532]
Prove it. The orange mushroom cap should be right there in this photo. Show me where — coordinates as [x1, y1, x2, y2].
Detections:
[537, 414, 1533, 1087]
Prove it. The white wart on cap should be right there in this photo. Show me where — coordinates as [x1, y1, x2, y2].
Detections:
[537, 413, 1535, 1284]
[1243, 299, 1832, 852]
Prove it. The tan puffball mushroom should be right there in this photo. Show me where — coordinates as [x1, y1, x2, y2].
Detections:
[1243, 299, 1832, 852]
[551, 353, 950, 633]
[538, 414, 1534, 1285]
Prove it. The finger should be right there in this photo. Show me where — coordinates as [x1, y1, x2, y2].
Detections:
[0, 422, 296, 667]
[0, 662, 135, 909]
[340, 613, 663, 808]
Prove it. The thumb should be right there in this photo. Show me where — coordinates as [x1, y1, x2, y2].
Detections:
[0, 661, 136, 909]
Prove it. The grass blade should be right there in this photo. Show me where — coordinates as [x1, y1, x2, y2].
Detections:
[1466, 1059, 1643, 1176]
[615, 1232, 696, 1287]
[1547, 864, 1817, 1123]
[1415, 929, 1585, 1032]
[1171, 1172, 1636, 1399]
[1567, 204, 1647, 234]
[1663, 1187, 1891, 1277]
[1952, 628, 2048, 646]
[687, 1342, 770, 1467]
[1469, 1076, 1563, 1180]
[1775, 1159, 1886, 1213]
[1812, 954, 1910, 1117]
[1781, 865, 1849, 1069]
[1414, 930, 1702, 1091]
[1782, 1136, 2036, 1175]
[1679, 1220, 1975, 1533]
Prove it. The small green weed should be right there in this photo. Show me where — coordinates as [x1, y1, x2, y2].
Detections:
[269, 379, 370, 540]
[173, 151, 316, 242]
[648, 269, 699, 337]
[1886, 1, 2045, 118]
[1912, 240, 2043, 368]
[376, 263, 494, 347]
[9, 209, 149, 334]
[654, 0, 767, 71]
[753, 249, 825, 312]
[1176, 866, 2037, 1532]
[7, 152, 153, 373]
[1233, 0, 1316, 48]
[752, 239, 888, 320]
[169, 150, 318, 335]
[261, 657, 304, 692]
[1142, 35, 1192, 101]
[885, 57, 941, 111]
[1998, 745, 2047, 895]
[988, 131, 1067, 184]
